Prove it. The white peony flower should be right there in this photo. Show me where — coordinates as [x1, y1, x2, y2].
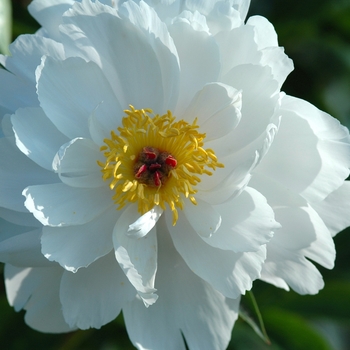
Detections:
[1, 0, 350, 348]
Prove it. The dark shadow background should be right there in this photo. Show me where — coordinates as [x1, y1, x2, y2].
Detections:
[1, 0, 350, 349]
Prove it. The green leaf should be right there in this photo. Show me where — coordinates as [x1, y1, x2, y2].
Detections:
[0, 0, 12, 55]
[229, 321, 283, 350]
[259, 281, 350, 322]
[262, 308, 333, 350]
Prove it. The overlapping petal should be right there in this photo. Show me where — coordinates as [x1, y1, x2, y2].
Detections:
[28, 0, 74, 40]
[60, 0, 179, 113]
[184, 198, 222, 238]
[257, 95, 350, 202]
[23, 183, 112, 227]
[168, 10, 221, 115]
[251, 174, 336, 293]
[206, 2, 242, 35]
[11, 107, 69, 170]
[166, 211, 266, 298]
[53, 137, 104, 188]
[124, 219, 239, 350]
[215, 24, 261, 77]
[37, 55, 121, 139]
[246, 16, 293, 87]
[198, 115, 279, 205]
[221, 64, 280, 149]
[5, 264, 73, 333]
[182, 82, 242, 141]
[2, 34, 65, 84]
[0, 69, 38, 113]
[60, 253, 135, 329]
[0, 137, 58, 212]
[113, 205, 159, 306]
[202, 187, 278, 252]
[0, 207, 41, 227]
[41, 206, 117, 271]
[0, 227, 52, 267]
[312, 181, 350, 236]
[261, 243, 325, 295]
[119, 0, 180, 111]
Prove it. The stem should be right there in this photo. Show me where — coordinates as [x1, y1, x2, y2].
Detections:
[248, 290, 271, 345]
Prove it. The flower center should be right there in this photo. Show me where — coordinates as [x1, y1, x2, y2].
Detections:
[98, 106, 224, 225]
[134, 147, 177, 187]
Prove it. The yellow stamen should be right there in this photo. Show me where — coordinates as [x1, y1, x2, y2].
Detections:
[98, 106, 223, 225]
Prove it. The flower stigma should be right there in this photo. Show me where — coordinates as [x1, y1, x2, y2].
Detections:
[98, 106, 224, 225]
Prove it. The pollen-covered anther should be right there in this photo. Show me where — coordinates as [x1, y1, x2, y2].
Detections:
[135, 164, 147, 178]
[98, 106, 224, 225]
[165, 155, 177, 167]
[134, 147, 177, 188]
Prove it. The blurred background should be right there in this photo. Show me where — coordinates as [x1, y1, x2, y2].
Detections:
[0, 0, 349, 349]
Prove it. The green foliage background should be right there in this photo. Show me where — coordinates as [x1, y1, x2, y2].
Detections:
[1, 0, 350, 349]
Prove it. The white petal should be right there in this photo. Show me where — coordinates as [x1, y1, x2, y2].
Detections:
[272, 207, 318, 250]
[206, 111, 279, 162]
[167, 211, 266, 298]
[5, 265, 33, 311]
[197, 117, 279, 205]
[184, 198, 222, 238]
[53, 137, 105, 188]
[124, 220, 239, 350]
[60, 253, 134, 329]
[183, 0, 215, 15]
[251, 174, 335, 291]
[182, 82, 242, 141]
[261, 243, 324, 295]
[222, 64, 279, 150]
[312, 181, 350, 237]
[215, 24, 260, 77]
[41, 206, 117, 272]
[196, 149, 257, 205]
[247, 15, 278, 49]
[36, 55, 121, 139]
[5, 34, 65, 84]
[61, 1, 173, 113]
[207, 2, 242, 35]
[11, 107, 69, 170]
[0, 207, 41, 227]
[252, 173, 335, 260]
[232, 0, 251, 20]
[257, 95, 350, 202]
[88, 108, 111, 146]
[0, 228, 52, 267]
[127, 206, 163, 238]
[119, 0, 180, 111]
[86, 98, 124, 148]
[28, 0, 74, 40]
[301, 222, 335, 270]
[271, 204, 336, 271]
[171, 8, 211, 32]
[113, 206, 158, 306]
[169, 11, 221, 115]
[0, 137, 58, 212]
[0, 109, 11, 132]
[5, 264, 73, 333]
[23, 183, 112, 227]
[0, 69, 38, 113]
[141, 0, 182, 23]
[250, 172, 307, 208]
[260, 47, 294, 89]
[202, 187, 277, 252]
[1, 113, 13, 138]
